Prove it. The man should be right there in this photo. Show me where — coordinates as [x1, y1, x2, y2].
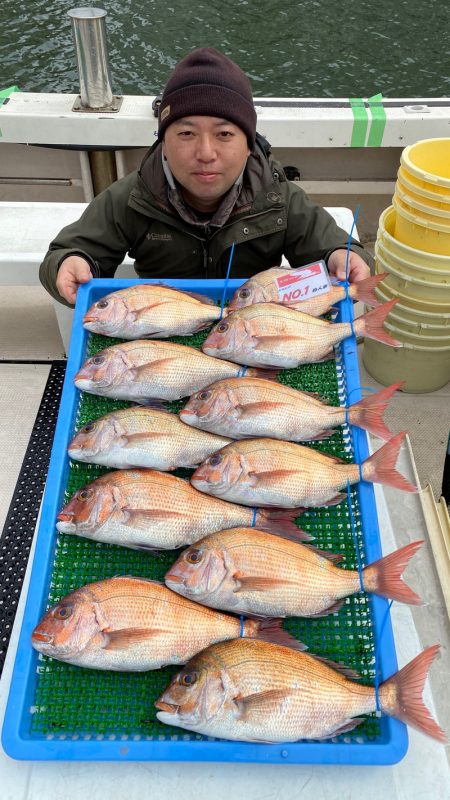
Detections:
[39, 48, 371, 307]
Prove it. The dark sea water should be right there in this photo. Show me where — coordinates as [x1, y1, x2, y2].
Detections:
[0, 0, 449, 97]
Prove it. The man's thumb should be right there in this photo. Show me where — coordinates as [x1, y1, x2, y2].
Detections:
[78, 265, 93, 284]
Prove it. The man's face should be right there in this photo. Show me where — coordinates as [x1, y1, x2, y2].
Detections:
[162, 116, 251, 213]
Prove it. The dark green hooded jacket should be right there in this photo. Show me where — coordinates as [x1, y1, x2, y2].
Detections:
[39, 138, 371, 306]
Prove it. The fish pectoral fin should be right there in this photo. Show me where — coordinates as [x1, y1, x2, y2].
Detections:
[122, 508, 184, 528]
[103, 627, 164, 650]
[248, 469, 298, 487]
[233, 575, 295, 593]
[234, 689, 294, 720]
[236, 401, 285, 418]
[122, 432, 171, 447]
[317, 718, 365, 739]
[130, 359, 177, 379]
[306, 599, 346, 617]
[252, 335, 299, 349]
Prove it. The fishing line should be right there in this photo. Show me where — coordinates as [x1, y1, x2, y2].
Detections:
[251, 508, 257, 527]
[373, 599, 394, 714]
[219, 241, 236, 319]
[342, 208, 385, 712]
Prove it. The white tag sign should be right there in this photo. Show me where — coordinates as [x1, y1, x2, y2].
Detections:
[274, 260, 331, 303]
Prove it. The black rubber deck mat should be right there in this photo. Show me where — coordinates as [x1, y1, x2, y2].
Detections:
[0, 360, 66, 677]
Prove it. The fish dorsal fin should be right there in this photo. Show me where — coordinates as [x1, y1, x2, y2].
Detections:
[146, 283, 217, 306]
[301, 544, 344, 564]
[312, 654, 362, 681]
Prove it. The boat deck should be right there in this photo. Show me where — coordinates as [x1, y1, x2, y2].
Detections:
[0, 284, 448, 797]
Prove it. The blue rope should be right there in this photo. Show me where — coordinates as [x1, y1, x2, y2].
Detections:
[239, 615, 245, 637]
[238, 366, 248, 377]
[251, 507, 257, 527]
[220, 242, 236, 319]
[343, 204, 361, 302]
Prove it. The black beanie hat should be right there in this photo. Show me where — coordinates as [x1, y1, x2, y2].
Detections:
[158, 47, 257, 149]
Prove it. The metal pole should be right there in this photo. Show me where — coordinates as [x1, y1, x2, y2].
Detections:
[68, 7, 114, 109]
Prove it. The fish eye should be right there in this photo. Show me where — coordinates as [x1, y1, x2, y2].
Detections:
[91, 355, 105, 366]
[180, 670, 198, 686]
[239, 288, 251, 299]
[97, 300, 109, 309]
[186, 549, 203, 564]
[208, 453, 223, 467]
[78, 488, 94, 501]
[82, 422, 96, 433]
[54, 604, 73, 620]
[198, 390, 211, 401]
[217, 322, 229, 333]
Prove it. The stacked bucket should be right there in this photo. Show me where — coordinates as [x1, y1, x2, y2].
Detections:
[363, 138, 450, 392]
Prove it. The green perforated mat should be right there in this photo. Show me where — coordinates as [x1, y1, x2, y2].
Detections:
[31, 330, 382, 743]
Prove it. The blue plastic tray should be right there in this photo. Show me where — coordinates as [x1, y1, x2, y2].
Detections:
[2, 278, 407, 763]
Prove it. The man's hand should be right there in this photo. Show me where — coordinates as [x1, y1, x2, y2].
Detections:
[327, 249, 370, 283]
[56, 256, 93, 304]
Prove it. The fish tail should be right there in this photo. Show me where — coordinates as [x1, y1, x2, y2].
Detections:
[353, 299, 402, 347]
[380, 645, 447, 742]
[247, 618, 307, 650]
[361, 432, 418, 492]
[347, 382, 404, 440]
[362, 540, 423, 604]
[255, 508, 312, 541]
[348, 273, 387, 307]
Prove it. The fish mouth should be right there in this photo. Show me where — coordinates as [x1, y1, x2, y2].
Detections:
[67, 447, 86, 460]
[32, 631, 54, 645]
[75, 377, 110, 390]
[165, 573, 184, 585]
[56, 520, 76, 534]
[154, 700, 179, 714]
[179, 409, 196, 420]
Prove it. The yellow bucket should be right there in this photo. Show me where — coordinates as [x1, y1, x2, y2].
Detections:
[375, 247, 450, 304]
[401, 138, 450, 194]
[374, 277, 450, 314]
[376, 238, 450, 285]
[395, 178, 450, 218]
[363, 338, 450, 393]
[375, 282, 450, 330]
[397, 167, 450, 207]
[392, 195, 450, 255]
[383, 319, 450, 347]
[378, 206, 450, 272]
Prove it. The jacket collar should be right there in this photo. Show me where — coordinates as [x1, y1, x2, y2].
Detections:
[136, 139, 282, 220]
